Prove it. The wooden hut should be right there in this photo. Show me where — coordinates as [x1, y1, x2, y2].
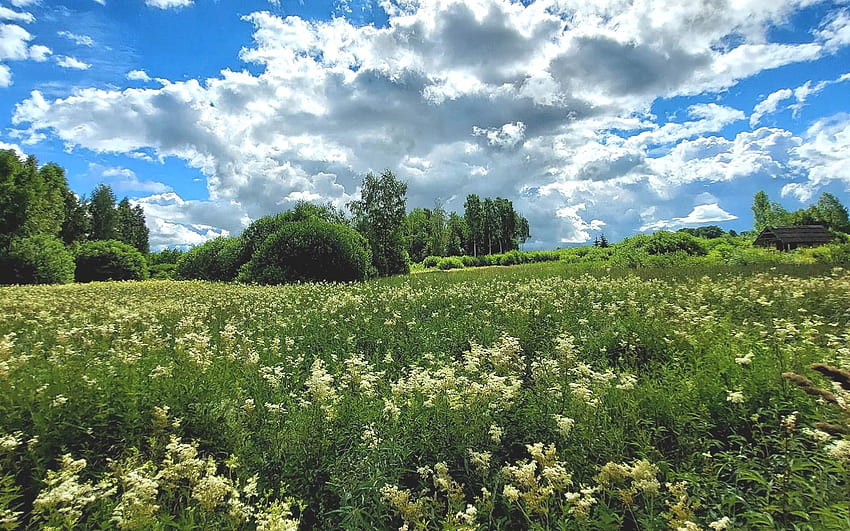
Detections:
[752, 225, 833, 251]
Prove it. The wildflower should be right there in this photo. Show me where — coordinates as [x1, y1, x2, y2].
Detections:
[255, 499, 301, 531]
[152, 406, 171, 432]
[468, 449, 491, 471]
[725, 390, 745, 404]
[781, 411, 798, 432]
[503, 484, 520, 502]
[709, 516, 732, 530]
[553, 415, 575, 437]
[0, 431, 22, 452]
[112, 463, 160, 530]
[455, 504, 477, 525]
[149, 365, 173, 378]
[801, 427, 832, 443]
[51, 394, 68, 407]
[735, 352, 754, 366]
[489, 424, 503, 443]
[826, 439, 850, 461]
[677, 522, 700, 531]
[242, 398, 256, 413]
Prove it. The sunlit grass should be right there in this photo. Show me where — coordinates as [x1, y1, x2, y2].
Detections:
[1, 264, 849, 529]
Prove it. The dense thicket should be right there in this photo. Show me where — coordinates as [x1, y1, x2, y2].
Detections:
[0, 149, 152, 284]
[74, 240, 149, 282]
[0, 234, 75, 284]
[176, 237, 243, 281]
[238, 219, 374, 284]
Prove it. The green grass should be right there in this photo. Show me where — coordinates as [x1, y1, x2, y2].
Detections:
[1, 262, 849, 529]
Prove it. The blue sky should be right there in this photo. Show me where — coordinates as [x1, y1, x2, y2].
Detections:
[1, 0, 849, 249]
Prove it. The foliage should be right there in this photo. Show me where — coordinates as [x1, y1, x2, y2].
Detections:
[147, 248, 185, 266]
[436, 256, 464, 270]
[752, 190, 850, 233]
[148, 263, 178, 280]
[74, 240, 149, 282]
[0, 235, 75, 285]
[2, 264, 850, 528]
[176, 237, 243, 281]
[349, 170, 410, 276]
[421, 255, 441, 268]
[88, 184, 119, 241]
[677, 225, 730, 239]
[116, 198, 150, 254]
[238, 219, 375, 284]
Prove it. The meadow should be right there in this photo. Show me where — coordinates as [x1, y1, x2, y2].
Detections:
[1, 262, 849, 529]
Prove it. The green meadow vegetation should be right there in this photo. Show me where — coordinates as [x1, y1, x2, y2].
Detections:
[2, 262, 850, 529]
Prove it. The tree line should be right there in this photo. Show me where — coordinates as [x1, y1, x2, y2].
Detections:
[0, 149, 151, 284]
[751, 190, 850, 233]
[405, 195, 529, 263]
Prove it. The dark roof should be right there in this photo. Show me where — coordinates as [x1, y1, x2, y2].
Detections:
[753, 225, 834, 245]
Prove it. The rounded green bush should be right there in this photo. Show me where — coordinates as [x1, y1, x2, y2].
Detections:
[0, 235, 75, 285]
[422, 255, 441, 268]
[436, 256, 465, 270]
[75, 240, 148, 282]
[176, 237, 243, 281]
[237, 219, 375, 284]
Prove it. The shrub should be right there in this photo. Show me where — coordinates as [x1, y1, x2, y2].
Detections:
[237, 219, 375, 284]
[436, 256, 464, 270]
[176, 237, 243, 281]
[422, 256, 441, 268]
[0, 235, 75, 285]
[149, 263, 177, 280]
[460, 255, 479, 267]
[75, 240, 148, 282]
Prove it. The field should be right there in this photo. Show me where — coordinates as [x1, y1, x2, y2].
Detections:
[1, 262, 850, 529]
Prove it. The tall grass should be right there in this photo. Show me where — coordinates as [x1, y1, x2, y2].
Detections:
[1, 263, 849, 529]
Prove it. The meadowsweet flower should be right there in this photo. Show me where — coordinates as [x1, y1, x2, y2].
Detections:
[255, 499, 301, 531]
[242, 398, 256, 413]
[455, 504, 477, 525]
[553, 415, 575, 437]
[677, 522, 700, 531]
[802, 428, 832, 443]
[51, 394, 68, 407]
[0, 431, 22, 452]
[1, 508, 22, 528]
[503, 484, 520, 502]
[149, 365, 173, 378]
[489, 424, 503, 443]
[152, 406, 171, 432]
[826, 439, 850, 461]
[709, 516, 732, 530]
[468, 450, 491, 473]
[781, 411, 798, 432]
[112, 463, 160, 530]
[735, 352, 754, 366]
[726, 390, 745, 404]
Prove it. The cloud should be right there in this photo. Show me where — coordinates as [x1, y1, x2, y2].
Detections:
[90, 164, 173, 195]
[640, 203, 738, 231]
[145, 0, 193, 9]
[10, 0, 850, 248]
[782, 113, 850, 201]
[127, 69, 152, 82]
[0, 6, 34, 23]
[0, 24, 32, 61]
[750, 88, 793, 127]
[55, 55, 91, 69]
[57, 31, 94, 47]
[0, 64, 10, 87]
[28, 44, 50, 61]
[10, 0, 39, 7]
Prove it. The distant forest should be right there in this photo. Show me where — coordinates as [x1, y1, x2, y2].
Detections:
[0, 150, 529, 285]
[4, 147, 850, 286]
